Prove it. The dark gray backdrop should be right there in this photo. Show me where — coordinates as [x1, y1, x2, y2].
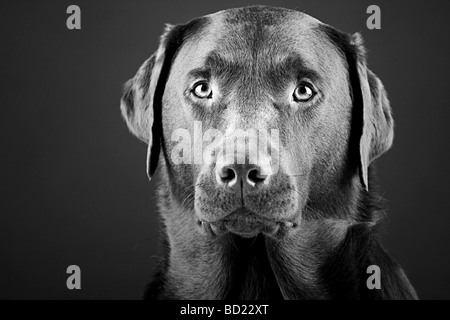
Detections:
[1, 0, 449, 299]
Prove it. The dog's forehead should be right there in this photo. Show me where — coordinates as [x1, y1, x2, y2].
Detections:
[209, 7, 323, 57]
[174, 7, 344, 88]
[216, 5, 319, 26]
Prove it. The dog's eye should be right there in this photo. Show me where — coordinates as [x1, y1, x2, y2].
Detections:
[293, 84, 315, 102]
[193, 83, 213, 99]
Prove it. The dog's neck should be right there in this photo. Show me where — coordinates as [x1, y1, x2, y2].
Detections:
[146, 172, 417, 300]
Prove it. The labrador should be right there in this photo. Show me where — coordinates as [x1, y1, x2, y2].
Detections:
[120, 5, 418, 300]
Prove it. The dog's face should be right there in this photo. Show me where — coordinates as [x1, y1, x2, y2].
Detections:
[121, 6, 393, 240]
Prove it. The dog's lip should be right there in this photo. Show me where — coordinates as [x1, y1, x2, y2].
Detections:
[200, 208, 297, 238]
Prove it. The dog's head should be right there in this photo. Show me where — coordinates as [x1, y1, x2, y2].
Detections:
[121, 6, 393, 239]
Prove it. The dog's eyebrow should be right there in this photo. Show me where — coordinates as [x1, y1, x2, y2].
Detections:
[187, 51, 321, 88]
[272, 55, 321, 82]
[187, 51, 232, 80]
[205, 51, 233, 74]
[187, 68, 211, 80]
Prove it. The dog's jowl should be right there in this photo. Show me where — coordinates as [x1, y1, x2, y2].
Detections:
[120, 6, 417, 300]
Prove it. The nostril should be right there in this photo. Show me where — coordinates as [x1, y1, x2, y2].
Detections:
[247, 168, 266, 186]
[219, 167, 239, 188]
[222, 168, 236, 182]
[217, 165, 268, 189]
[218, 166, 238, 185]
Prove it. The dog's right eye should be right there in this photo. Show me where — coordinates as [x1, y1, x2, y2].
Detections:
[192, 83, 213, 99]
[293, 84, 315, 102]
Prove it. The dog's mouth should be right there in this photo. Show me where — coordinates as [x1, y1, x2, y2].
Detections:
[199, 207, 298, 238]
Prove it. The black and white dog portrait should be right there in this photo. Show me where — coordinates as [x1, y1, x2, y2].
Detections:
[3, 0, 450, 303]
[121, 6, 416, 300]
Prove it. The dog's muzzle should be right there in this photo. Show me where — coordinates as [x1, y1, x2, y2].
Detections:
[195, 147, 301, 238]
[200, 207, 298, 239]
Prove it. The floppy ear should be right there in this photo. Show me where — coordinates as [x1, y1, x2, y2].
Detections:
[120, 24, 177, 180]
[319, 25, 394, 190]
[121, 18, 207, 180]
[350, 33, 394, 191]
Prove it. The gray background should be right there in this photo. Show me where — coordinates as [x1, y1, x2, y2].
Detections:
[1, 0, 449, 299]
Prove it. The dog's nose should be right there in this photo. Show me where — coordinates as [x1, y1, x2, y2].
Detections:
[216, 164, 269, 189]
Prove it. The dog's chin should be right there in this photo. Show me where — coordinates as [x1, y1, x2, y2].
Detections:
[201, 208, 298, 239]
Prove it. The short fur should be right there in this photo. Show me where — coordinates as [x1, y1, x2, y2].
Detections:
[121, 6, 417, 300]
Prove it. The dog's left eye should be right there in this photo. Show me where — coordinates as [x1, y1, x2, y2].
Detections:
[193, 83, 213, 99]
[293, 84, 315, 102]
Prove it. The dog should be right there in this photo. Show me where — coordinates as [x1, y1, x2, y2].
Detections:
[120, 6, 418, 300]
